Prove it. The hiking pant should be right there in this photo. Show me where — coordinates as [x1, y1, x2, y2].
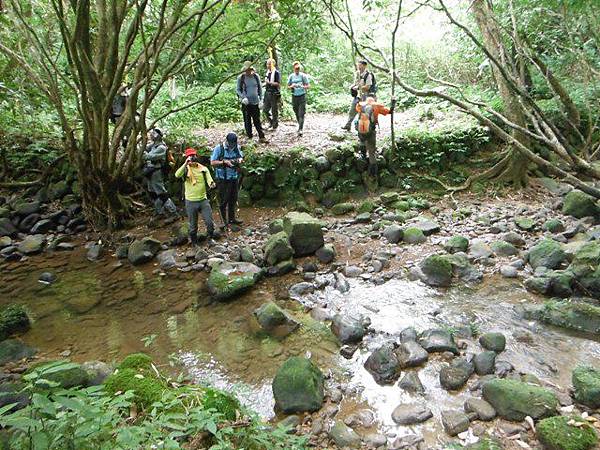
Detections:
[345, 93, 377, 128]
[146, 169, 176, 215]
[263, 91, 280, 129]
[292, 94, 306, 131]
[358, 132, 377, 165]
[217, 179, 239, 224]
[186, 199, 214, 242]
[241, 103, 265, 139]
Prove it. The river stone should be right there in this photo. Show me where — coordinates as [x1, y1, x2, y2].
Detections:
[65, 295, 101, 314]
[396, 341, 428, 368]
[331, 314, 367, 344]
[329, 421, 361, 448]
[354, 212, 372, 224]
[254, 302, 300, 339]
[529, 239, 566, 270]
[316, 244, 336, 264]
[383, 224, 403, 244]
[464, 397, 496, 421]
[0, 339, 37, 365]
[30, 219, 53, 234]
[482, 378, 558, 421]
[263, 231, 293, 266]
[38, 272, 57, 284]
[363, 433, 387, 448]
[0, 236, 11, 248]
[82, 361, 112, 386]
[515, 216, 536, 231]
[268, 219, 284, 234]
[537, 415, 598, 450]
[283, 212, 324, 256]
[469, 240, 493, 259]
[0, 305, 31, 340]
[32, 361, 90, 389]
[402, 227, 426, 244]
[17, 235, 44, 255]
[412, 220, 440, 236]
[331, 202, 355, 216]
[391, 403, 433, 425]
[380, 192, 400, 205]
[289, 282, 314, 297]
[440, 358, 474, 391]
[207, 262, 262, 302]
[543, 218, 565, 233]
[524, 300, 600, 334]
[491, 240, 518, 257]
[364, 343, 400, 385]
[15, 201, 40, 216]
[474, 351, 496, 375]
[399, 371, 425, 395]
[0, 381, 29, 412]
[563, 190, 599, 219]
[572, 365, 600, 408]
[503, 231, 526, 247]
[419, 255, 453, 287]
[157, 250, 177, 269]
[399, 327, 418, 343]
[272, 357, 324, 413]
[87, 243, 104, 262]
[479, 332, 506, 353]
[0, 218, 17, 237]
[128, 237, 162, 265]
[500, 265, 518, 278]
[446, 253, 483, 283]
[445, 236, 469, 254]
[419, 329, 459, 354]
[441, 410, 470, 437]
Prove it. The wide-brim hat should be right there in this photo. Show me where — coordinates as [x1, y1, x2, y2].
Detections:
[241, 61, 254, 72]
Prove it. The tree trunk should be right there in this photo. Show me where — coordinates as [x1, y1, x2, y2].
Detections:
[472, 0, 529, 187]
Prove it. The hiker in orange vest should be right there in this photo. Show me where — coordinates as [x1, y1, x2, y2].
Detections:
[355, 97, 396, 177]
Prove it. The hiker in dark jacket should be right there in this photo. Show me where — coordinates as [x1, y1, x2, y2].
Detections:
[211, 132, 244, 228]
[175, 148, 216, 246]
[263, 58, 281, 130]
[142, 128, 177, 215]
[236, 61, 268, 143]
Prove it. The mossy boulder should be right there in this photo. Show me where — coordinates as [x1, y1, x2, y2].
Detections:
[380, 192, 400, 205]
[403, 227, 426, 244]
[537, 415, 598, 450]
[119, 353, 153, 371]
[491, 240, 518, 257]
[0, 340, 36, 365]
[254, 302, 300, 339]
[465, 439, 503, 450]
[0, 305, 30, 341]
[479, 332, 506, 353]
[202, 387, 241, 421]
[568, 241, 600, 297]
[543, 219, 565, 233]
[515, 216, 536, 231]
[529, 239, 567, 270]
[268, 219, 284, 234]
[392, 200, 410, 212]
[482, 378, 558, 421]
[128, 237, 162, 265]
[419, 255, 453, 287]
[357, 200, 376, 214]
[444, 236, 469, 254]
[207, 262, 263, 302]
[331, 202, 355, 216]
[27, 360, 89, 389]
[104, 368, 165, 408]
[283, 212, 324, 257]
[263, 232, 293, 266]
[272, 357, 324, 413]
[562, 190, 599, 219]
[535, 300, 600, 334]
[572, 366, 600, 408]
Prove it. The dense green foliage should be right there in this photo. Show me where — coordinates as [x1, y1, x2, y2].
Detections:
[0, 359, 307, 450]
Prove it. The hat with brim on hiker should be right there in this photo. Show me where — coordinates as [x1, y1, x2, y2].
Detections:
[226, 132, 238, 146]
[241, 61, 254, 72]
[185, 148, 197, 157]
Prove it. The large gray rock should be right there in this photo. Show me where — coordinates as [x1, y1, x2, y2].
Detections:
[482, 378, 558, 421]
[474, 351, 496, 375]
[464, 397, 496, 421]
[128, 237, 162, 265]
[272, 357, 324, 413]
[316, 244, 336, 264]
[383, 224, 403, 244]
[419, 329, 459, 355]
[331, 314, 367, 344]
[157, 250, 177, 269]
[562, 190, 599, 218]
[17, 235, 44, 255]
[419, 255, 453, 287]
[395, 341, 428, 368]
[572, 365, 600, 408]
[398, 371, 425, 395]
[0, 218, 17, 237]
[254, 302, 299, 339]
[364, 343, 400, 385]
[30, 219, 54, 234]
[15, 201, 40, 216]
[283, 212, 324, 256]
[441, 410, 470, 436]
[0, 339, 37, 365]
[329, 421, 361, 448]
[440, 358, 474, 390]
[479, 332, 506, 353]
[391, 403, 433, 425]
[263, 231, 293, 266]
[207, 262, 263, 302]
[528, 239, 567, 270]
[412, 220, 440, 236]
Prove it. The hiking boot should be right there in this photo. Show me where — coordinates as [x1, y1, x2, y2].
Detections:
[341, 124, 351, 131]
[229, 218, 243, 225]
[297, 130, 303, 137]
[211, 230, 222, 240]
[189, 234, 198, 247]
[259, 137, 269, 144]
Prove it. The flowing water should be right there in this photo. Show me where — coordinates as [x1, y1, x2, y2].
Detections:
[3, 238, 600, 447]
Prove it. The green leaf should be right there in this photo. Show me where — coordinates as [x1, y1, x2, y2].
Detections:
[0, 402, 20, 416]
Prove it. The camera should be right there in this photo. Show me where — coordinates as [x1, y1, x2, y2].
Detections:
[187, 155, 200, 164]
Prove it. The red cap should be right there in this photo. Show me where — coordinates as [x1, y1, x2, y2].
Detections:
[185, 148, 197, 157]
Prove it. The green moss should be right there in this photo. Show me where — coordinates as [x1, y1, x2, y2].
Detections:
[119, 353, 153, 371]
[402, 227, 426, 244]
[357, 200, 376, 214]
[572, 366, 600, 408]
[444, 235, 469, 253]
[331, 202, 355, 215]
[537, 416, 598, 450]
[562, 190, 599, 219]
[0, 305, 30, 341]
[482, 378, 558, 421]
[27, 360, 89, 389]
[272, 357, 324, 413]
[202, 387, 241, 421]
[540, 300, 600, 334]
[465, 438, 502, 450]
[420, 254, 453, 286]
[104, 368, 165, 408]
[515, 216, 535, 230]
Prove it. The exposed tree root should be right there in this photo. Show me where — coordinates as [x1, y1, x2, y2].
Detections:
[0, 155, 65, 189]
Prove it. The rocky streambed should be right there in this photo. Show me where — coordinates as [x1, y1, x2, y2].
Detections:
[2, 178, 600, 449]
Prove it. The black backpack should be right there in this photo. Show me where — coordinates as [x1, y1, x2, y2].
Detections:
[363, 71, 377, 94]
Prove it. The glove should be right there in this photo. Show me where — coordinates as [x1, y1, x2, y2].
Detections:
[241, 97, 249, 106]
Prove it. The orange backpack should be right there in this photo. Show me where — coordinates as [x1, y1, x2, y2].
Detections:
[356, 104, 376, 136]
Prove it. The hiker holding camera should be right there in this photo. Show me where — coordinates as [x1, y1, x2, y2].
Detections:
[143, 128, 177, 216]
[175, 148, 216, 246]
[211, 132, 244, 229]
[342, 60, 377, 131]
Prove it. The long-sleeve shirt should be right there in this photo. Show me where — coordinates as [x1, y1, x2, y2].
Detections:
[356, 101, 390, 124]
[236, 73, 262, 105]
[143, 142, 167, 169]
[175, 163, 214, 201]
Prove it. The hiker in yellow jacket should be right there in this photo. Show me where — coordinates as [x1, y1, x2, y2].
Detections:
[175, 148, 217, 246]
